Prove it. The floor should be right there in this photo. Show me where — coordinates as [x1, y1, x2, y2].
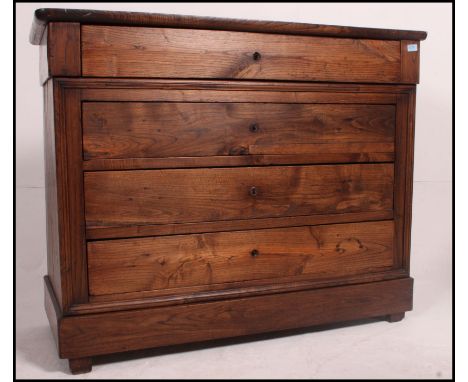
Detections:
[15, 182, 453, 379]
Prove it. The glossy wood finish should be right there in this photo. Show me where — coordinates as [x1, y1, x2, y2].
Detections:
[386, 312, 406, 323]
[401, 40, 420, 84]
[32, 10, 423, 373]
[53, 277, 413, 359]
[86, 210, 393, 240]
[84, 164, 394, 228]
[403, 89, 417, 272]
[82, 26, 401, 83]
[60, 89, 89, 307]
[39, 78, 417, 374]
[88, 221, 394, 296]
[80, 86, 399, 104]
[83, 153, 395, 172]
[43, 80, 62, 306]
[57, 77, 416, 93]
[39, 22, 80, 84]
[75, 269, 409, 315]
[82, 102, 395, 160]
[44, 275, 60, 346]
[30, 8, 427, 45]
[44, 82, 88, 310]
[68, 358, 92, 374]
[44, 78, 413, 309]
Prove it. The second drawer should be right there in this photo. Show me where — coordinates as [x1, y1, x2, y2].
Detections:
[88, 220, 395, 296]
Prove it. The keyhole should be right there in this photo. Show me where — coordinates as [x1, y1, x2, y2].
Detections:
[249, 123, 259, 133]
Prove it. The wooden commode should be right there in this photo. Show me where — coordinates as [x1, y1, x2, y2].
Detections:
[30, 8, 427, 374]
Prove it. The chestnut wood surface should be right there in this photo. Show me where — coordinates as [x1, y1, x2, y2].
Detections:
[82, 102, 395, 160]
[401, 40, 420, 84]
[81, 87, 398, 104]
[43, 80, 62, 306]
[69, 358, 92, 375]
[43, 81, 88, 310]
[82, 153, 395, 172]
[85, 210, 393, 240]
[31, 10, 423, 373]
[30, 8, 427, 45]
[82, 26, 401, 83]
[403, 89, 417, 272]
[84, 164, 394, 228]
[54, 277, 413, 359]
[46, 23, 81, 78]
[88, 221, 394, 296]
[57, 77, 416, 93]
[74, 269, 408, 314]
[39, 77, 417, 373]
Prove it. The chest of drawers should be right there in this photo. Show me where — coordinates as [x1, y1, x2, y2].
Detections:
[30, 8, 426, 374]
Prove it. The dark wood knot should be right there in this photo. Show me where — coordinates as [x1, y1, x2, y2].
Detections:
[228, 146, 249, 155]
[253, 51, 262, 61]
[251, 249, 259, 257]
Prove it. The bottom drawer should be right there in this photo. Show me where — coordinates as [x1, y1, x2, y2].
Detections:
[87, 221, 395, 296]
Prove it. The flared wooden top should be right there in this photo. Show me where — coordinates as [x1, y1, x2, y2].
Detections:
[30, 8, 427, 45]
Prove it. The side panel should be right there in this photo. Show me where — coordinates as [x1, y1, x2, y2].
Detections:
[49, 82, 88, 310]
[43, 80, 63, 306]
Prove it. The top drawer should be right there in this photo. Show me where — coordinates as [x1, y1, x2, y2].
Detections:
[81, 26, 401, 83]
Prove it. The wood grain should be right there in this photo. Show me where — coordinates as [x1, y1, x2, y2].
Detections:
[403, 88, 417, 272]
[56, 77, 415, 93]
[39, 27, 49, 84]
[394, 95, 409, 270]
[31, 12, 422, 371]
[82, 102, 395, 160]
[46, 22, 81, 78]
[44, 276, 61, 348]
[69, 358, 92, 374]
[30, 8, 427, 45]
[74, 269, 408, 314]
[82, 153, 395, 172]
[48, 84, 88, 310]
[62, 89, 88, 306]
[43, 80, 63, 307]
[82, 26, 401, 83]
[88, 221, 394, 296]
[81, 88, 397, 104]
[85, 210, 393, 240]
[58, 277, 413, 359]
[84, 164, 394, 228]
[401, 40, 420, 84]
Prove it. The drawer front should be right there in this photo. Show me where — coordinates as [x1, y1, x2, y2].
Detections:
[82, 102, 395, 160]
[88, 221, 395, 296]
[84, 164, 393, 228]
[82, 26, 401, 83]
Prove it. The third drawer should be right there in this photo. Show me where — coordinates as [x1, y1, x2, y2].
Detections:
[87, 220, 395, 296]
[84, 164, 394, 229]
